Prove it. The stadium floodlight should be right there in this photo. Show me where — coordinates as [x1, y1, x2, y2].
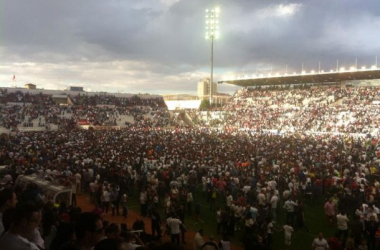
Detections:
[371, 65, 377, 69]
[311, 70, 315, 74]
[259, 74, 264, 77]
[275, 73, 280, 76]
[362, 66, 366, 70]
[330, 70, 334, 72]
[321, 70, 324, 73]
[340, 67, 345, 72]
[350, 67, 356, 71]
[301, 71, 306, 75]
[205, 7, 220, 105]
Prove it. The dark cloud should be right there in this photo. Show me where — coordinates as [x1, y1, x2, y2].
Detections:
[1, 0, 380, 93]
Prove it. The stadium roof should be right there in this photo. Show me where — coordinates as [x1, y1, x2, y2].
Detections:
[218, 68, 380, 87]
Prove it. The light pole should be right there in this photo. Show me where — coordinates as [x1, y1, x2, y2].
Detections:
[205, 7, 220, 105]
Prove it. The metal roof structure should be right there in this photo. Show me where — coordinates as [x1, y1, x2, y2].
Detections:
[218, 68, 380, 87]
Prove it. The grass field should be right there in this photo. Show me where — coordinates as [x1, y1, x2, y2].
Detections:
[127, 187, 337, 250]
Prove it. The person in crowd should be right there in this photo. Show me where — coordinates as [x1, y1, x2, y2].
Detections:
[345, 233, 356, 250]
[283, 222, 294, 250]
[49, 222, 76, 250]
[151, 208, 162, 238]
[94, 238, 123, 250]
[194, 229, 205, 250]
[336, 210, 349, 244]
[121, 193, 128, 218]
[295, 200, 308, 232]
[105, 223, 120, 240]
[0, 202, 40, 250]
[216, 207, 222, 235]
[132, 216, 146, 233]
[187, 190, 193, 216]
[167, 214, 182, 245]
[60, 212, 103, 250]
[0, 188, 18, 235]
[328, 232, 342, 250]
[358, 239, 369, 250]
[251, 235, 269, 250]
[102, 186, 111, 215]
[366, 215, 378, 250]
[110, 185, 119, 216]
[140, 189, 148, 217]
[40, 205, 58, 250]
[324, 198, 336, 226]
[123, 231, 144, 250]
[283, 197, 297, 227]
[218, 234, 230, 250]
[312, 232, 329, 250]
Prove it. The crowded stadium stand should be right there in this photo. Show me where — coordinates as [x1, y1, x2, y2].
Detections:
[0, 88, 177, 133]
[191, 85, 380, 135]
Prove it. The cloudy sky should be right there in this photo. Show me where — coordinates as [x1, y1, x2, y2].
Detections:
[1, 0, 379, 95]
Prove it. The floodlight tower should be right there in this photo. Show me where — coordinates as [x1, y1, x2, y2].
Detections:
[205, 7, 220, 105]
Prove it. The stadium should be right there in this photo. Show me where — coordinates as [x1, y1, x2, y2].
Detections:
[1, 1, 380, 250]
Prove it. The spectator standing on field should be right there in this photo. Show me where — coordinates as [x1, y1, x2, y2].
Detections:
[312, 232, 329, 250]
[336, 211, 349, 244]
[283, 222, 294, 250]
[283, 197, 297, 226]
[324, 198, 336, 226]
[167, 215, 182, 245]
[194, 229, 205, 250]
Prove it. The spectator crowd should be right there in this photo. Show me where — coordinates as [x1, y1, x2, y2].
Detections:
[0, 85, 380, 250]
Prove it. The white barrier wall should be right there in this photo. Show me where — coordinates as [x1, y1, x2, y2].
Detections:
[165, 100, 202, 110]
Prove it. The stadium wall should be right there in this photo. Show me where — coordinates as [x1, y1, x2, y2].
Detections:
[165, 100, 202, 110]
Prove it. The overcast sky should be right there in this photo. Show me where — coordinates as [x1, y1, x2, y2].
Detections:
[1, 0, 379, 95]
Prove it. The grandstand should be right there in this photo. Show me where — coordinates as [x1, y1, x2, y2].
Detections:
[219, 67, 380, 87]
[1, 78, 380, 136]
[0, 88, 179, 133]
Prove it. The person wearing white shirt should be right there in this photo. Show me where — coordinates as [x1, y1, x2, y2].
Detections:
[102, 188, 111, 214]
[283, 198, 298, 226]
[193, 229, 204, 250]
[366, 208, 378, 222]
[336, 211, 349, 240]
[167, 216, 182, 245]
[75, 172, 82, 194]
[283, 223, 294, 248]
[187, 191, 193, 215]
[216, 208, 223, 234]
[312, 232, 329, 250]
[242, 185, 251, 194]
[257, 191, 266, 206]
[355, 206, 365, 221]
[283, 189, 290, 200]
[139, 189, 148, 217]
[226, 193, 233, 207]
[270, 193, 279, 223]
